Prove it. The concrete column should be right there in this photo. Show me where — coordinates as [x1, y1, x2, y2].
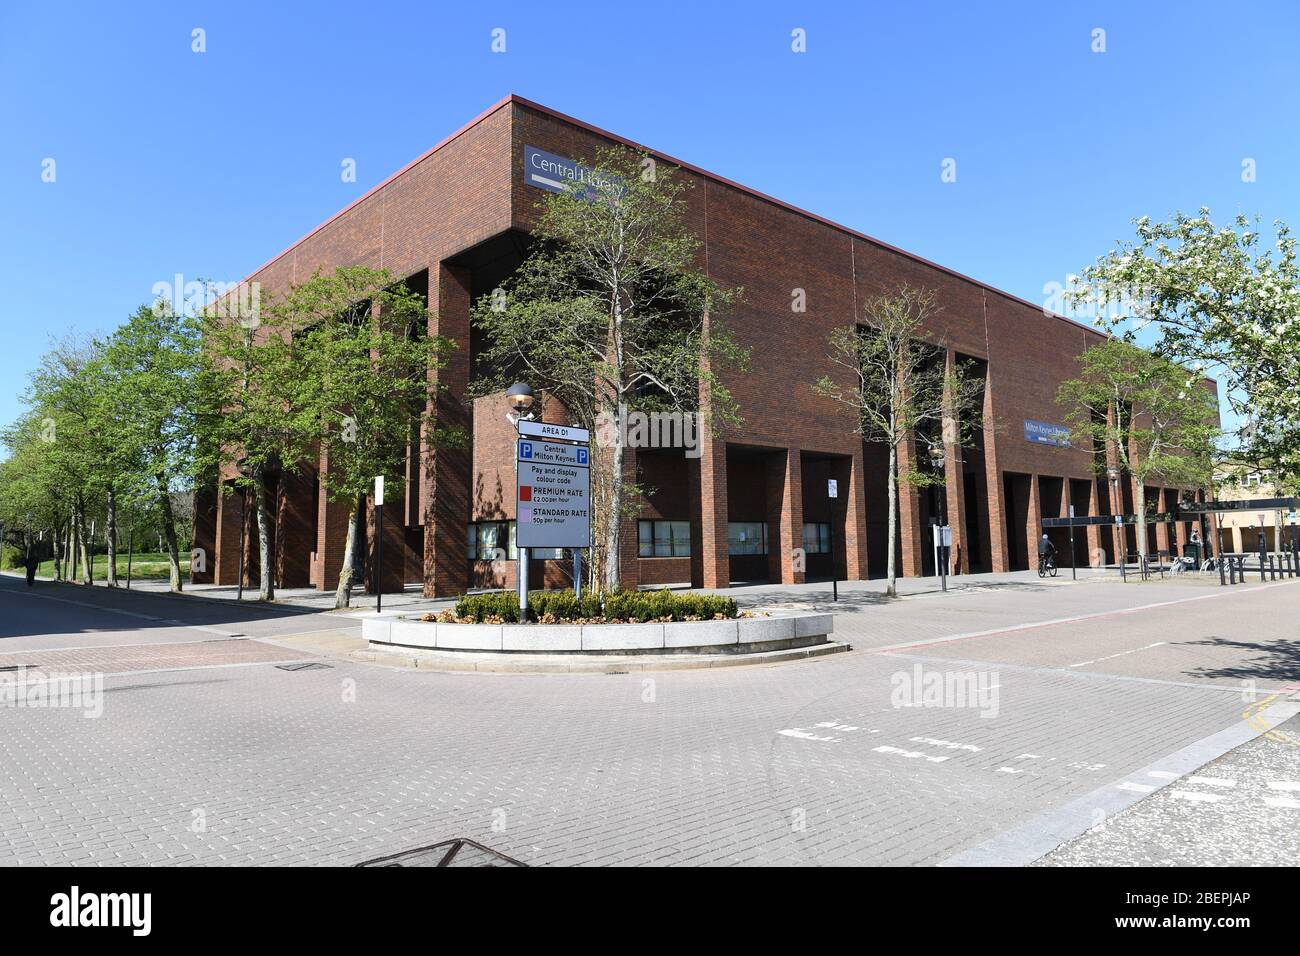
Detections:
[421, 262, 472, 598]
[765, 448, 804, 585]
[192, 481, 218, 585]
[692, 434, 729, 589]
[276, 468, 315, 589]
[897, 436, 925, 577]
[313, 480, 352, 592]
[942, 350, 969, 574]
[212, 485, 242, 586]
[843, 451, 869, 579]
[366, 493, 409, 594]
[1085, 479, 1102, 566]
[1026, 473, 1043, 568]
[981, 379, 1010, 573]
[618, 444, 640, 590]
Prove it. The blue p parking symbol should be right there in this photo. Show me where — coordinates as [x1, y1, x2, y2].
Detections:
[577, 447, 588, 465]
[520, 442, 533, 459]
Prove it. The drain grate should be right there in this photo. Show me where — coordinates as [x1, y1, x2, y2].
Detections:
[275, 662, 334, 672]
[355, 838, 527, 868]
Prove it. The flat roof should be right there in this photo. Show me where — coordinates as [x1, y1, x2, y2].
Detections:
[241, 93, 1102, 339]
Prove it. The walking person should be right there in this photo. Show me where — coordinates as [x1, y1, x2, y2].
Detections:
[24, 550, 38, 587]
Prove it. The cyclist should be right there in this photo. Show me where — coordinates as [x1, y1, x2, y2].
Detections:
[1037, 534, 1058, 577]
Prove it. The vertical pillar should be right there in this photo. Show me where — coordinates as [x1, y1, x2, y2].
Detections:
[897, 436, 925, 577]
[1085, 479, 1102, 566]
[314, 471, 352, 592]
[618, 444, 640, 590]
[843, 451, 869, 579]
[212, 485, 241, 586]
[192, 481, 218, 584]
[1026, 473, 1042, 568]
[421, 262, 472, 598]
[693, 433, 729, 589]
[366, 494, 408, 594]
[276, 467, 315, 588]
[982, 380, 1010, 573]
[765, 448, 804, 584]
[943, 350, 970, 574]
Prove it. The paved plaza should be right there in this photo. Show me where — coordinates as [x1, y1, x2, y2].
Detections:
[0, 570, 1296, 866]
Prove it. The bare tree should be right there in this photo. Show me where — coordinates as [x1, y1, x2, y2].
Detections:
[814, 285, 982, 596]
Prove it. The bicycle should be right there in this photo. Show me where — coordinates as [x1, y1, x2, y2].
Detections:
[1037, 553, 1058, 578]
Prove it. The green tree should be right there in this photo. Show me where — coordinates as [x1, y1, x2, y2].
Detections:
[265, 267, 456, 608]
[1056, 339, 1219, 561]
[472, 148, 746, 590]
[814, 285, 983, 597]
[200, 291, 315, 602]
[1067, 210, 1300, 490]
[97, 304, 203, 591]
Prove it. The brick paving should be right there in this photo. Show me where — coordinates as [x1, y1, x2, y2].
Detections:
[1, 574, 1296, 866]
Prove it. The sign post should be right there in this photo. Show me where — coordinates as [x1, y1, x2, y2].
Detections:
[374, 475, 385, 614]
[827, 479, 838, 602]
[516, 427, 591, 617]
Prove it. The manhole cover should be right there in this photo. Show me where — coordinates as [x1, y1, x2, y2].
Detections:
[355, 839, 527, 867]
[275, 662, 334, 671]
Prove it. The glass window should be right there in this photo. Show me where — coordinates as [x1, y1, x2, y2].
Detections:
[802, 523, 831, 554]
[638, 520, 691, 557]
[468, 521, 518, 561]
[728, 521, 767, 556]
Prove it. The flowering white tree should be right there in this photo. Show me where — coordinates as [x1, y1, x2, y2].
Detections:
[1067, 210, 1300, 490]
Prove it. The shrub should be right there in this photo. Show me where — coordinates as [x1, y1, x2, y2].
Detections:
[450, 588, 737, 624]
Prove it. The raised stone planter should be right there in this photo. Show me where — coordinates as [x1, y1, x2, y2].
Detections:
[365, 610, 834, 657]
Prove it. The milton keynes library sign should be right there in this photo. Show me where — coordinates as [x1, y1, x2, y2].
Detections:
[516, 420, 591, 549]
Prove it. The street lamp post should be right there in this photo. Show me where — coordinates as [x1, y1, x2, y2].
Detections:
[929, 444, 947, 592]
[1107, 466, 1125, 582]
[507, 383, 536, 617]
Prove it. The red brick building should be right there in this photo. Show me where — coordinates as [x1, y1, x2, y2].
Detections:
[192, 94, 1211, 596]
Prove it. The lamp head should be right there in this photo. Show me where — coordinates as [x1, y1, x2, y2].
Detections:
[506, 382, 535, 412]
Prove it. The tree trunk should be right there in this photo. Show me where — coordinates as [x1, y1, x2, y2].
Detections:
[157, 473, 183, 592]
[76, 503, 92, 585]
[604, 401, 626, 592]
[886, 442, 899, 598]
[254, 470, 275, 601]
[105, 487, 119, 587]
[1134, 481, 1148, 562]
[334, 492, 365, 608]
[53, 522, 63, 582]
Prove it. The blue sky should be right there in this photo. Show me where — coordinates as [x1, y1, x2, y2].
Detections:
[2, 1, 1297, 433]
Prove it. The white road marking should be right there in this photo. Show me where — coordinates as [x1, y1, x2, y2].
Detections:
[876, 582, 1292, 653]
[1263, 796, 1300, 809]
[1070, 641, 1165, 668]
[1015, 753, 1041, 760]
[1117, 782, 1155, 793]
[909, 736, 982, 752]
[814, 722, 860, 731]
[1267, 781, 1300, 792]
[1187, 775, 1237, 789]
[1067, 761, 1107, 772]
[1148, 770, 1180, 780]
[1170, 790, 1224, 803]
[874, 745, 950, 763]
[778, 729, 837, 742]
[996, 767, 1023, 774]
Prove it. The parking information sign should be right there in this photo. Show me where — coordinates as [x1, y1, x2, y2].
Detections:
[517, 438, 591, 548]
[517, 439, 589, 468]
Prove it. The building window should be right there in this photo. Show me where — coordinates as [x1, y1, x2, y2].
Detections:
[638, 519, 691, 557]
[728, 521, 767, 556]
[802, 522, 831, 554]
[467, 521, 564, 560]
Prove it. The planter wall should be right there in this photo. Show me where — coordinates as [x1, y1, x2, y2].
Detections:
[364, 612, 834, 656]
